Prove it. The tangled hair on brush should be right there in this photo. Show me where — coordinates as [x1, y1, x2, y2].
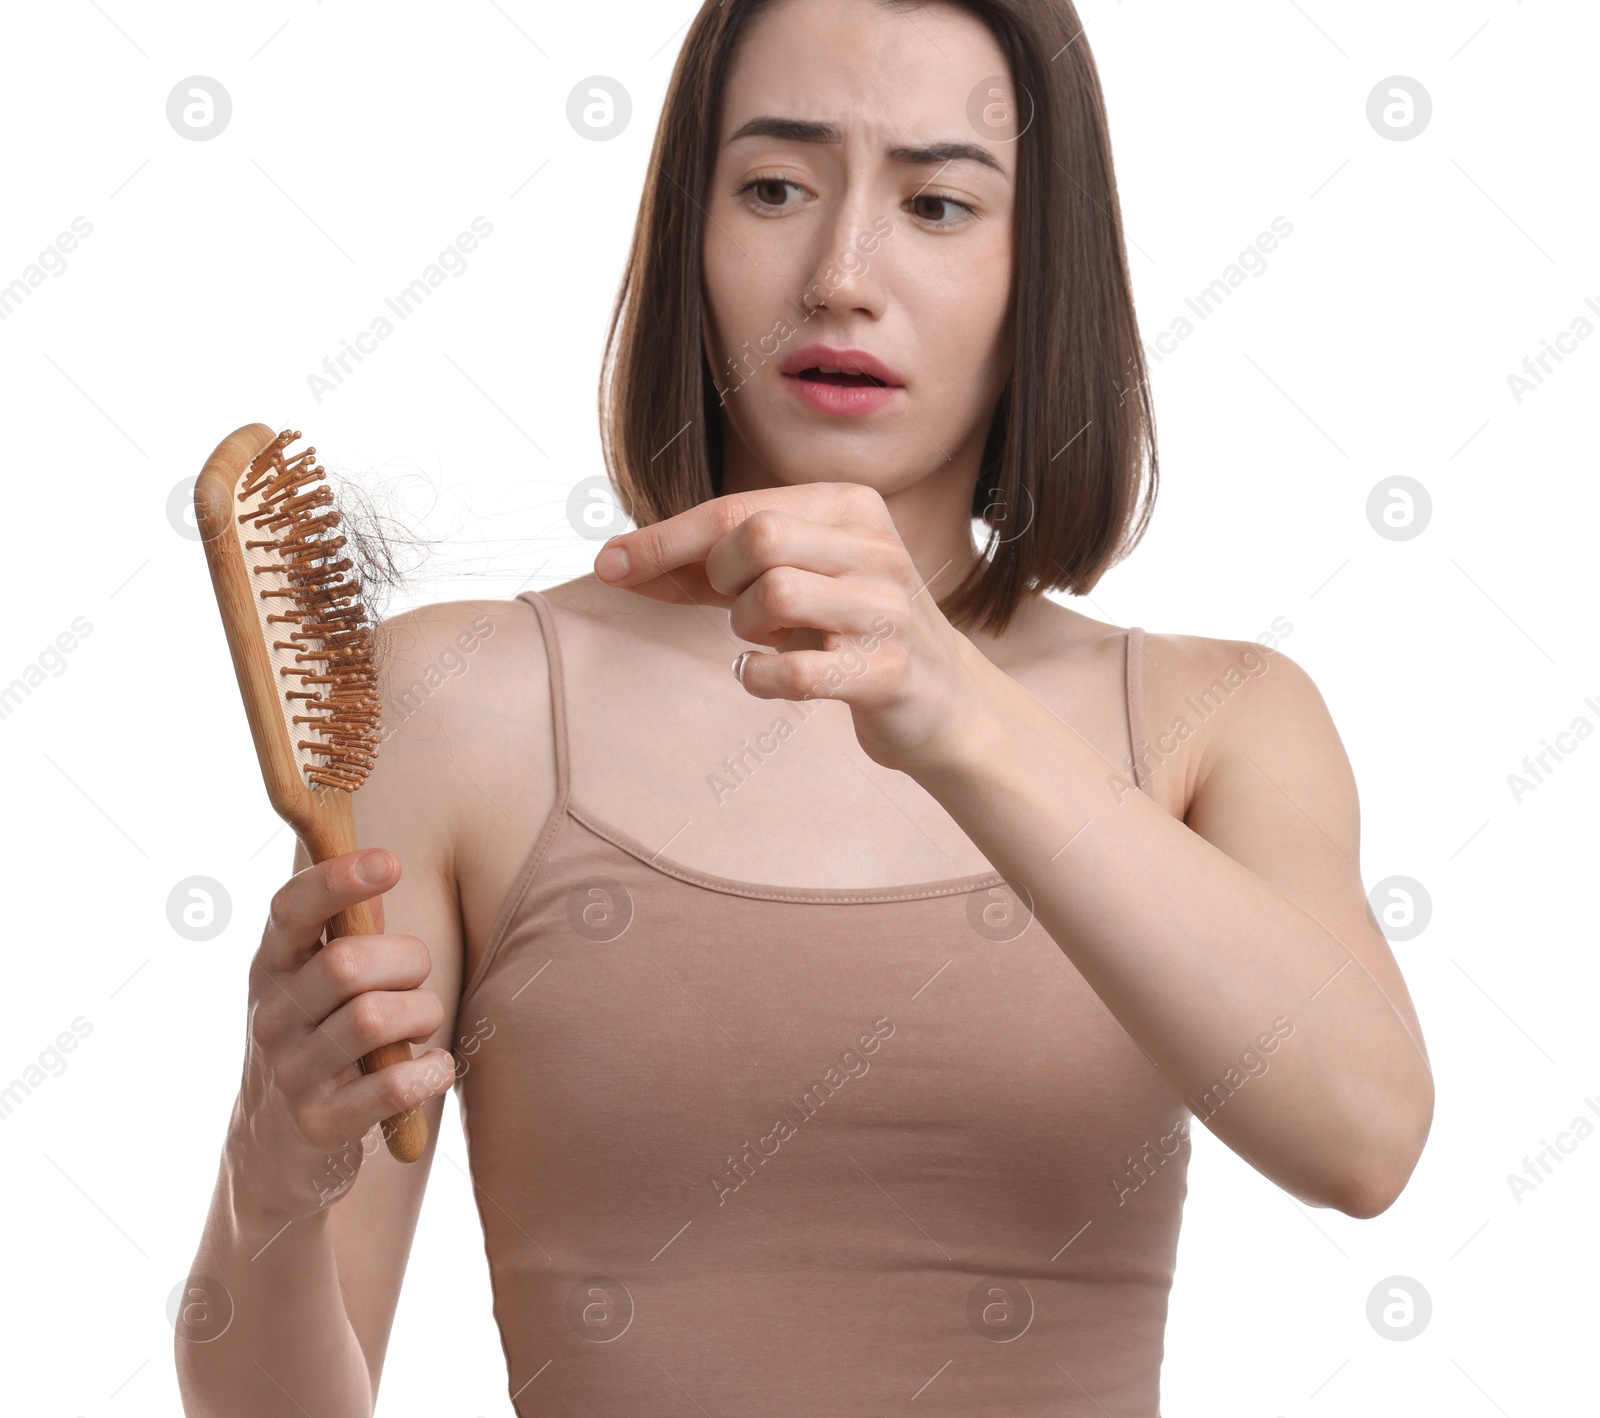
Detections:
[320, 464, 435, 673]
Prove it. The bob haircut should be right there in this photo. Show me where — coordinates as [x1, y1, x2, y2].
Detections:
[598, 0, 1157, 637]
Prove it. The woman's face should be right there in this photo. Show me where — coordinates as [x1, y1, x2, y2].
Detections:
[702, 0, 1018, 503]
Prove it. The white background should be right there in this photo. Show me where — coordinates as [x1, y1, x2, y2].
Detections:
[0, 1, 1594, 1414]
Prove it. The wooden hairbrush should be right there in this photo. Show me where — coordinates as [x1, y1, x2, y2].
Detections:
[194, 422, 428, 1164]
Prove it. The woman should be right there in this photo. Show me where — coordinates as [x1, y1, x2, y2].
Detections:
[178, 0, 1433, 1413]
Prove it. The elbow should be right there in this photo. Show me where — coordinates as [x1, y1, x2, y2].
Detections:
[1331, 1071, 1435, 1219]
[1333, 1170, 1405, 1220]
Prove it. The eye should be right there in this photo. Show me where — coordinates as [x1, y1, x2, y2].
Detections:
[736, 174, 806, 212]
[907, 193, 978, 228]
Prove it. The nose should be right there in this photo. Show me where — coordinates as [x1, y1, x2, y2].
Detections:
[798, 186, 888, 320]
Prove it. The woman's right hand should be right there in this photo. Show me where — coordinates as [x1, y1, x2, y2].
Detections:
[226, 847, 457, 1225]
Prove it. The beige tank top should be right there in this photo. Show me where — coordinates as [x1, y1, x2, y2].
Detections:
[454, 589, 1190, 1416]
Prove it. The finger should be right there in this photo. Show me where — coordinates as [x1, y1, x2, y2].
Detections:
[593, 484, 885, 593]
[596, 559, 725, 608]
[308, 987, 448, 1080]
[315, 1049, 456, 1152]
[259, 849, 399, 975]
[705, 509, 884, 601]
[735, 634, 894, 703]
[729, 568, 892, 648]
[292, 932, 433, 1027]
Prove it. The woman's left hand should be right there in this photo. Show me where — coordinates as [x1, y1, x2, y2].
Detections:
[590, 483, 999, 778]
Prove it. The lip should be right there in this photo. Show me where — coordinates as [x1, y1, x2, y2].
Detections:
[780, 344, 904, 385]
[779, 343, 904, 418]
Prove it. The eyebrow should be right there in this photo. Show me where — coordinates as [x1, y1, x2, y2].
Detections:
[727, 116, 1006, 176]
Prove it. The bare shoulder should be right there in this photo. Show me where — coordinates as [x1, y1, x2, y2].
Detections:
[369, 594, 558, 832]
[377, 597, 545, 731]
[367, 593, 567, 996]
[346, 599, 530, 864]
[1135, 627, 1424, 1070]
[372, 575, 650, 781]
[375, 595, 544, 698]
[535, 572, 665, 641]
[1134, 627, 1347, 830]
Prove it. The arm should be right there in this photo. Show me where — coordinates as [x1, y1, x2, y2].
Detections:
[176, 606, 472, 1415]
[178, 1086, 455, 1416]
[916, 633, 1433, 1218]
[578, 483, 1432, 1215]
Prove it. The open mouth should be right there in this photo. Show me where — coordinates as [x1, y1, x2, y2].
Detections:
[797, 367, 892, 388]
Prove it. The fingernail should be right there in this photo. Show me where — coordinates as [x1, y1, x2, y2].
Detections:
[595, 545, 630, 582]
[357, 851, 391, 886]
[732, 651, 751, 685]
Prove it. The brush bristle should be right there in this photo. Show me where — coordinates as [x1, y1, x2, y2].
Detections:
[235, 429, 381, 791]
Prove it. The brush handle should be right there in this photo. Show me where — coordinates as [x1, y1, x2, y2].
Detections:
[196, 424, 429, 1165]
[303, 799, 430, 1165]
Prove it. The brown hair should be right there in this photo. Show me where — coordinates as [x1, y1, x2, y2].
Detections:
[597, 0, 1157, 636]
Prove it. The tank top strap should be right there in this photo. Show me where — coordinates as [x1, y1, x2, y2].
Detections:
[515, 588, 572, 812]
[1125, 626, 1154, 800]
